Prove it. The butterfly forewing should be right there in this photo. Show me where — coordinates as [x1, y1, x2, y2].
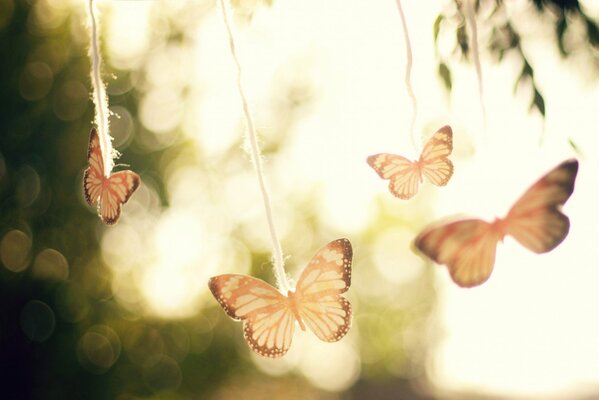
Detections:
[505, 159, 578, 253]
[83, 128, 140, 225]
[209, 274, 295, 357]
[420, 125, 453, 162]
[295, 238, 353, 342]
[367, 154, 414, 180]
[83, 129, 105, 206]
[415, 219, 501, 287]
[420, 125, 454, 186]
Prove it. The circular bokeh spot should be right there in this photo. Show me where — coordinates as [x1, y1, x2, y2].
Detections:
[32, 248, 69, 281]
[15, 165, 41, 207]
[1, 230, 32, 272]
[124, 325, 165, 366]
[19, 61, 53, 101]
[54, 282, 89, 323]
[52, 80, 88, 121]
[20, 300, 56, 342]
[77, 325, 121, 374]
[142, 354, 182, 393]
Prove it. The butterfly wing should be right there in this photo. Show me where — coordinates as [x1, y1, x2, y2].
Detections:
[367, 153, 421, 199]
[419, 125, 454, 186]
[504, 159, 578, 253]
[209, 274, 296, 358]
[83, 128, 105, 207]
[294, 238, 353, 342]
[415, 219, 502, 288]
[99, 170, 140, 225]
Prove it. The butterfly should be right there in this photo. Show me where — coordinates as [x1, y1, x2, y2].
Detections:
[83, 128, 140, 225]
[208, 238, 353, 358]
[414, 159, 579, 288]
[367, 125, 454, 199]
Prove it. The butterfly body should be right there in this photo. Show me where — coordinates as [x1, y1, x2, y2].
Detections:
[209, 238, 353, 357]
[415, 159, 578, 287]
[286, 290, 307, 331]
[83, 128, 140, 225]
[368, 125, 454, 199]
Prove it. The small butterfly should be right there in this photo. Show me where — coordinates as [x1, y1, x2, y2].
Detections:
[367, 125, 454, 199]
[83, 128, 140, 225]
[208, 238, 353, 358]
[415, 159, 579, 288]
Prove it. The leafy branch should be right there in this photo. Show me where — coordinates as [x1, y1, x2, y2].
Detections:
[433, 0, 599, 120]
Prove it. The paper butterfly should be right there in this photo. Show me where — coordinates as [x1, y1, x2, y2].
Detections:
[367, 125, 454, 199]
[83, 128, 140, 225]
[208, 238, 353, 358]
[415, 159, 578, 288]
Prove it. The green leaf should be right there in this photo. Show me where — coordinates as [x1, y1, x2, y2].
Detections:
[556, 14, 568, 56]
[532, 0, 544, 12]
[585, 15, 599, 48]
[514, 60, 532, 94]
[531, 88, 546, 117]
[457, 25, 469, 55]
[438, 62, 452, 91]
[433, 15, 444, 43]
[568, 138, 583, 156]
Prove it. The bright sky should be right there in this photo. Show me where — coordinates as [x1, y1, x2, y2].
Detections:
[93, 0, 599, 397]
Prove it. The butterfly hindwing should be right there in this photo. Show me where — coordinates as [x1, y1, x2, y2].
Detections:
[99, 171, 140, 225]
[209, 274, 295, 357]
[295, 238, 353, 342]
[505, 159, 578, 253]
[415, 219, 501, 288]
[83, 128, 140, 225]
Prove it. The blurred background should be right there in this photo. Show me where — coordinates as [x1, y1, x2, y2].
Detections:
[1, 0, 599, 399]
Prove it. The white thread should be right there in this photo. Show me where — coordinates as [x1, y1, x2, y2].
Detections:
[465, 0, 487, 131]
[88, 0, 113, 176]
[395, 0, 419, 151]
[218, 0, 289, 293]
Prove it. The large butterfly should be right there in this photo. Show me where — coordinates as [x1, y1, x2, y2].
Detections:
[415, 159, 579, 288]
[208, 238, 353, 358]
[83, 128, 140, 225]
[367, 125, 454, 199]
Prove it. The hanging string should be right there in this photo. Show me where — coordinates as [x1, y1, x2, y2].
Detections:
[218, 0, 290, 293]
[87, 0, 113, 176]
[395, 0, 419, 152]
[464, 0, 487, 131]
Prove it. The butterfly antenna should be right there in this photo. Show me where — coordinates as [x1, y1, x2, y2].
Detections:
[219, 0, 290, 293]
[87, 0, 113, 176]
[395, 0, 419, 153]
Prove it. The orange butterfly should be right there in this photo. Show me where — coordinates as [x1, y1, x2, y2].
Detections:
[83, 128, 140, 225]
[367, 125, 454, 199]
[415, 159, 579, 288]
[208, 238, 353, 358]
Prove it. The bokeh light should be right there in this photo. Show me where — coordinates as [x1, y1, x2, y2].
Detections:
[1, 230, 32, 273]
[77, 325, 121, 374]
[20, 300, 56, 342]
[32, 248, 69, 281]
